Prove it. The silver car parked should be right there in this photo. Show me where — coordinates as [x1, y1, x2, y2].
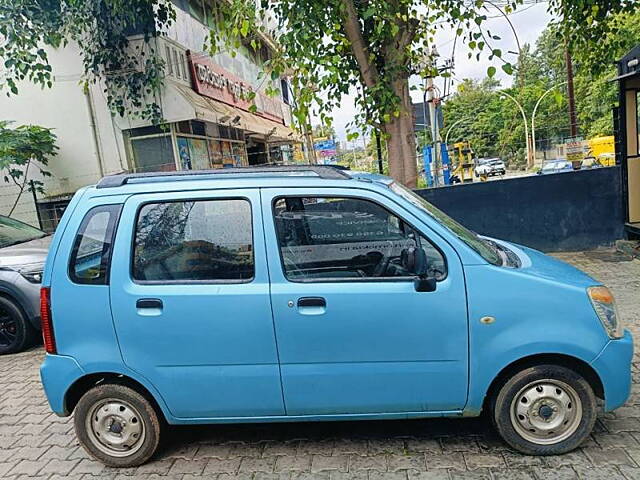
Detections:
[0, 216, 50, 354]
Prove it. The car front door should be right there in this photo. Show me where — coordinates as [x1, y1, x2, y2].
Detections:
[261, 187, 469, 416]
[110, 189, 285, 419]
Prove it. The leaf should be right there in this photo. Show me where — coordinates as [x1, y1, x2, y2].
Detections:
[487, 66, 496, 78]
[240, 20, 249, 37]
[501, 63, 514, 75]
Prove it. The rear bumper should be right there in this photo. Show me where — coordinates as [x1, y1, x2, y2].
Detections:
[591, 330, 634, 411]
[40, 353, 84, 416]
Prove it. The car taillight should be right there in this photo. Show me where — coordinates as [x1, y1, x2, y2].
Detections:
[40, 287, 56, 354]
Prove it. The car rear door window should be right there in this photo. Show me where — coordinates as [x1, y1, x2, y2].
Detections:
[132, 199, 254, 282]
[273, 196, 446, 281]
[69, 205, 122, 285]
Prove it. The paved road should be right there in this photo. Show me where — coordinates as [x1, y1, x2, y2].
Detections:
[1, 250, 639, 480]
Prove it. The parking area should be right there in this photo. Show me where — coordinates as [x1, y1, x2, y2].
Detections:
[0, 250, 639, 480]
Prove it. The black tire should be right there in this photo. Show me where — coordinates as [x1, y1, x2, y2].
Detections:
[74, 384, 162, 467]
[491, 364, 597, 455]
[0, 296, 37, 355]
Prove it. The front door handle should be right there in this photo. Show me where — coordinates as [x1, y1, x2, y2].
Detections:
[297, 297, 326, 308]
[136, 298, 163, 309]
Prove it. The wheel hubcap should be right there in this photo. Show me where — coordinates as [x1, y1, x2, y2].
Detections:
[0, 313, 18, 347]
[86, 400, 145, 457]
[510, 379, 582, 445]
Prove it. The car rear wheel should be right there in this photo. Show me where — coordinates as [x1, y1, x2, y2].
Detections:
[0, 296, 37, 355]
[74, 384, 162, 467]
[491, 364, 597, 455]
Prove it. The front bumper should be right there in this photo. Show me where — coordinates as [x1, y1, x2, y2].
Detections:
[591, 330, 634, 411]
[40, 353, 85, 416]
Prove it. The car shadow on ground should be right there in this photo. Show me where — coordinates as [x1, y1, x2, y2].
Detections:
[160, 415, 505, 453]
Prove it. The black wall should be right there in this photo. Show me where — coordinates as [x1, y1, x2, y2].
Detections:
[415, 166, 625, 252]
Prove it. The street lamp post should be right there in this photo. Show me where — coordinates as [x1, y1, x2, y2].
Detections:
[500, 91, 532, 169]
[444, 118, 469, 146]
[531, 81, 568, 165]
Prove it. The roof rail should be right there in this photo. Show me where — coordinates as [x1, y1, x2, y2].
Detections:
[96, 165, 351, 189]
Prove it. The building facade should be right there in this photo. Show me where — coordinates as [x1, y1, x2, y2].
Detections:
[0, 0, 299, 231]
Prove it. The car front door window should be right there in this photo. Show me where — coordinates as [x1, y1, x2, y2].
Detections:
[273, 196, 446, 282]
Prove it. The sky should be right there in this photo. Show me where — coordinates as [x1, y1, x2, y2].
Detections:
[313, 2, 554, 143]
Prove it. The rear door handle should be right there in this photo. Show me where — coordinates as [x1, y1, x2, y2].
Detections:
[297, 297, 326, 308]
[136, 298, 163, 309]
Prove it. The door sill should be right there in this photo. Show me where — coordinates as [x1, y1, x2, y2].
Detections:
[167, 410, 465, 425]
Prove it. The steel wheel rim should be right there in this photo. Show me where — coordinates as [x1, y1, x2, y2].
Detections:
[85, 398, 145, 457]
[0, 312, 18, 347]
[510, 379, 582, 445]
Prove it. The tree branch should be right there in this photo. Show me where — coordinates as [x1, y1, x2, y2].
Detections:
[340, 0, 379, 88]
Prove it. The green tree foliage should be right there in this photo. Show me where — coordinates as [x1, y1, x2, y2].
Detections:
[0, 121, 58, 215]
[1, 0, 637, 185]
[0, 0, 175, 122]
[443, 9, 640, 167]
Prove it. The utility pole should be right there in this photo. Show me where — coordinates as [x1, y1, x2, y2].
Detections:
[375, 130, 383, 174]
[425, 46, 441, 186]
[564, 46, 578, 137]
[304, 113, 317, 164]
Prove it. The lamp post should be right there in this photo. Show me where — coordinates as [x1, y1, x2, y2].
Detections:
[444, 118, 470, 146]
[500, 91, 532, 169]
[531, 81, 568, 165]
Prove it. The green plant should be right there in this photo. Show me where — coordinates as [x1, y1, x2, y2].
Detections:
[0, 0, 175, 124]
[209, 0, 638, 187]
[0, 121, 58, 215]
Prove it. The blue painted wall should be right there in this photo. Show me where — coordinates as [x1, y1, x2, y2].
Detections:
[415, 166, 625, 252]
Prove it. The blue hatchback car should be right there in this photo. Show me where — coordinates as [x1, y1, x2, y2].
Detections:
[40, 166, 632, 467]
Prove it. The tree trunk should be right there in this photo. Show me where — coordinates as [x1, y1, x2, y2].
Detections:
[384, 77, 417, 188]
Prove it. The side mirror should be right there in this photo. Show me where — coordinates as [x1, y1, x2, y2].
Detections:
[402, 246, 428, 276]
[402, 246, 437, 292]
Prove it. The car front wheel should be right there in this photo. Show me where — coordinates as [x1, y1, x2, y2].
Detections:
[74, 384, 162, 467]
[491, 364, 597, 455]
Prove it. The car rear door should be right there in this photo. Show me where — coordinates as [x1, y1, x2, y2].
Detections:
[261, 187, 469, 416]
[110, 188, 284, 419]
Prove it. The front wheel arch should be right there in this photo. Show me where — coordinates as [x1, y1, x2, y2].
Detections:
[483, 353, 604, 413]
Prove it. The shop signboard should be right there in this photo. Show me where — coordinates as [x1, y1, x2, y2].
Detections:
[314, 137, 338, 165]
[565, 137, 587, 162]
[188, 52, 284, 124]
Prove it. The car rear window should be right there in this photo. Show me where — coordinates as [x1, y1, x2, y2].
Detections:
[68, 205, 122, 285]
[132, 199, 254, 283]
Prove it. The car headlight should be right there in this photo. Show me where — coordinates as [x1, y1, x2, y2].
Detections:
[14, 262, 45, 284]
[587, 286, 623, 339]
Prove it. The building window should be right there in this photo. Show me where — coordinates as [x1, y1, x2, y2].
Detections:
[165, 46, 174, 76]
[281, 78, 290, 105]
[173, 49, 182, 79]
[188, 0, 205, 24]
[130, 135, 176, 172]
[36, 197, 72, 233]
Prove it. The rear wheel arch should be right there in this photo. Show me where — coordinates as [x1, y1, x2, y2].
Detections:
[65, 372, 167, 422]
[484, 353, 605, 411]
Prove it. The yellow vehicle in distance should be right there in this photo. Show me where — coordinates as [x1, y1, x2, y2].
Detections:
[448, 142, 476, 184]
[585, 136, 616, 167]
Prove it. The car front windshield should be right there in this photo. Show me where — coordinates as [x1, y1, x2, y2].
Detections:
[388, 182, 502, 266]
[0, 216, 46, 249]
